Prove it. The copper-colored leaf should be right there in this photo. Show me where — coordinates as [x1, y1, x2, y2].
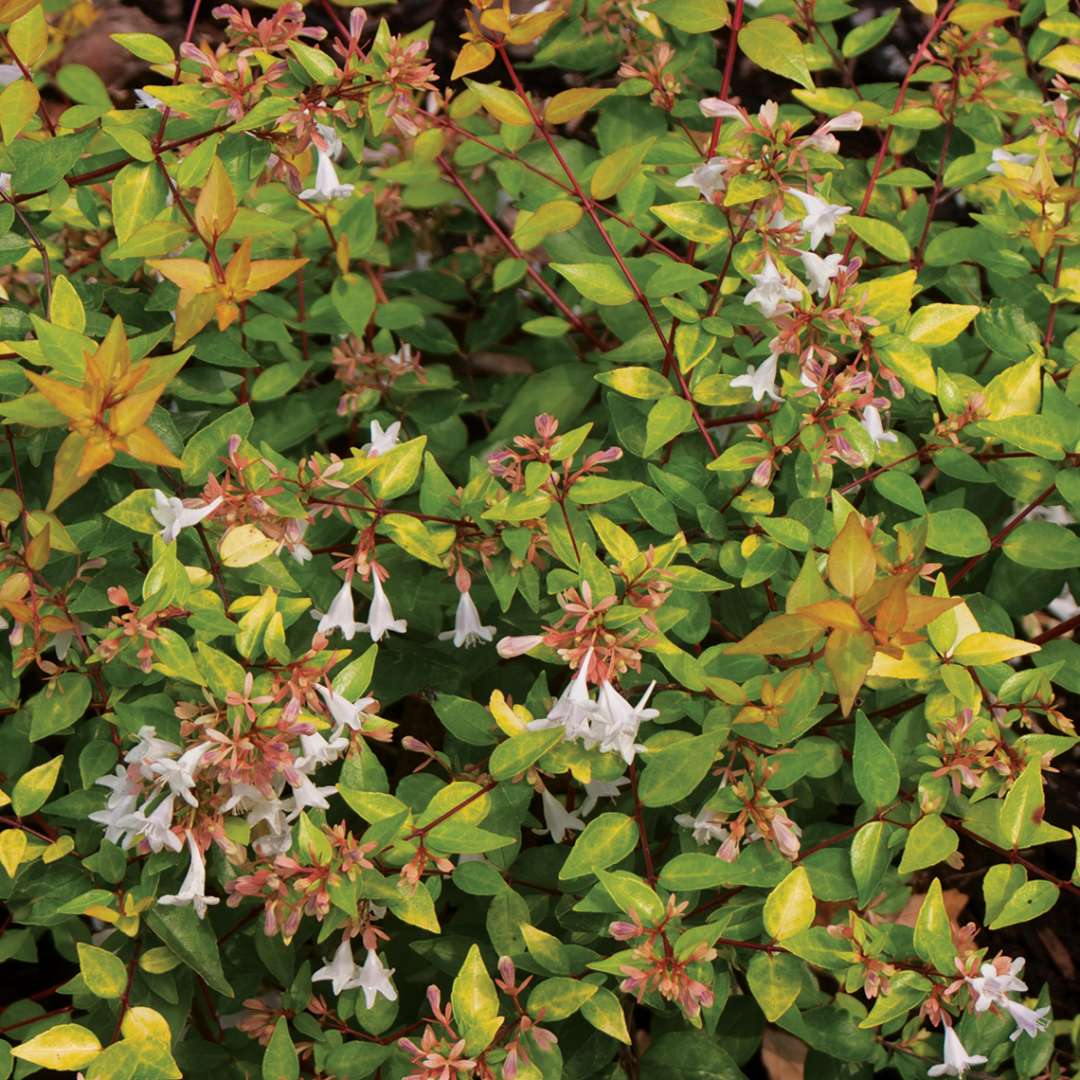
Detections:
[120, 425, 183, 469]
[828, 512, 877, 599]
[24, 372, 93, 423]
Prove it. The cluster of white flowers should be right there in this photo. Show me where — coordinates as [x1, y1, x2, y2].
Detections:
[315, 575, 408, 643]
[537, 777, 629, 843]
[526, 648, 658, 766]
[930, 958, 1051, 1077]
[90, 683, 374, 915]
[312, 936, 397, 1008]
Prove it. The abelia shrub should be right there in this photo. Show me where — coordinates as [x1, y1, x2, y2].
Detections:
[0, 0, 1078, 1078]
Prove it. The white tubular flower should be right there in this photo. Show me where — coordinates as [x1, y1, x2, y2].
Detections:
[159, 831, 220, 919]
[801, 110, 863, 152]
[539, 788, 586, 844]
[315, 122, 344, 159]
[120, 793, 183, 853]
[528, 648, 600, 743]
[386, 342, 415, 373]
[731, 352, 782, 404]
[698, 98, 744, 120]
[313, 937, 362, 996]
[928, 1026, 987, 1077]
[860, 405, 898, 449]
[798, 250, 845, 298]
[987, 147, 1035, 175]
[315, 683, 377, 735]
[675, 810, 729, 846]
[786, 189, 851, 250]
[149, 742, 211, 808]
[744, 257, 802, 318]
[299, 150, 354, 202]
[675, 157, 729, 201]
[150, 490, 222, 544]
[968, 962, 1018, 1011]
[364, 419, 402, 458]
[124, 726, 181, 779]
[316, 580, 359, 641]
[295, 731, 349, 772]
[355, 948, 398, 1010]
[594, 681, 657, 766]
[134, 88, 165, 110]
[286, 774, 337, 818]
[359, 574, 407, 643]
[1005, 1000, 1051, 1041]
[439, 590, 495, 648]
[89, 767, 141, 845]
[580, 776, 629, 816]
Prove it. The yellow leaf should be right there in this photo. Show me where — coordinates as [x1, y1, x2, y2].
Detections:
[451, 40, 495, 80]
[23, 371, 92, 422]
[488, 689, 530, 736]
[243, 257, 308, 294]
[87, 315, 132, 386]
[11, 1024, 102, 1071]
[464, 78, 534, 126]
[219, 524, 278, 568]
[825, 628, 875, 716]
[120, 424, 183, 469]
[0, 78, 38, 143]
[47, 431, 92, 511]
[173, 290, 218, 348]
[763, 867, 815, 940]
[1041, 43, 1080, 80]
[545, 87, 616, 125]
[49, 275, 86, 333]
[0, 828, 27, 877]
[0, 0, 41, 22]
[905, 303, 980, 347]
[121, 1006, 172, 1043]
[868, 646, 938, 679]
[147, 258, 215, 293]
[828, 512, 877, 599]
[952, 632, 1039, 666]
[983, 354, 1041, 420]
[77, 435, 116, 478]
[194, 158, 237, 241]
[799, 598, 865, 632]
[110, 383, 168, 436]
[727, 613, 823, 656]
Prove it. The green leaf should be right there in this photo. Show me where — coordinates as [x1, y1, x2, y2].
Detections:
[842, 8, 899, 57]
[999, 760, 1047, 850]
[262, 1018, 299, 1080]
[489, 727, 564, 780]
[452, 944, 502, 1055]
[181, 404, 253, 484]
[638, 732, 723, 807]
[738, 19, 813, 89]
[746, 951, 802, 1022]
[371, 436, 426, 500]
[559, 812, 638, 880]
[595, 366, 672, 400]
[985, 872, 1058, 930]
[111, 32, 174, 64]
[551, 262, 635, 306]
[528, 977, 598, 1020]
[597, 869, 666, 925]
[852, 712, 900, 808]
[331, 275, 376, 337]
[645, 0, 730, 32]
[112, 163, 168, 246]
[850, 820, 891, 907]
[913, 879, 956, 974]
[845, 216, 911, 261]
[651, 202, 729, 244]
[925, 508, 990, 557]
[288, 39, 338, 83]
[77, 943, 128, 1000]
[644, 396, 694, 455]
[898, 813, 958, 874]
[145, 905, 234, 997]
[639, 1032, 746, 1079]
[12, 754, 63, 817]
[1002, 521, 1080, 569]
[323, 1044, 390, 1079]
[464, 78, 533, 125]
[580, 987, 631, 1044]
[763, 866, 815, 941]
[29, 673, 92, 741]
[591, 139, 655, 201]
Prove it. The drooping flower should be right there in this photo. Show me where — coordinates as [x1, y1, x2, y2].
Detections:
[149, 742, 212, 807]
[124, 726, 181, 779]
[860, 405, 898, 449]
[364, 419, 402, 457]
[698, 98, 744, 120]
[314, 683, 377, 734]
[928, 1025, 987, 1077]
[295, 730, 350, 772]
[675, 157, 729, 201]
[355, 948, 398, 1010]
[592, 680, 657, 766]
[580, 776, 630, 816]
[315, 579, 359, 641]
[731, 352, 783, 403]
[744, 257, 801, 318]
[150, 490, 222, 544]
[313, 936, 362, 996]
[1005, 1000, 1051, 1041]
[299, 148, 354, 202]
[120, 793, 183, 853]
[159, 831, 220, 919]
[539, 788, 586, 844]
[286, 774, 337, 818]
[89, 766, 141, 845]
[528, 647, 600, 743]
[800, 111, 863, 153]
[786, 188, 851, 250]
[798, 250, 845, 298]
[439, 590, 495, 648]
[674, 810, 729, 845]
[358, 573, 407, 643]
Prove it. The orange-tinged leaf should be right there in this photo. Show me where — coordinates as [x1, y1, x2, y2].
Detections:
[506, 9, 565, 43]
[24, 371, 93, 422]
[825, 629, 875, 716]
[77, 435, 116, 478]
[873, 581, 908, 638]
[147, 258, 215, 293]
[173, 290, 217, 347]
[24, 522, 49, 570]
[87, 316, 131, 387]
[545, 87, 616, 125]
[121, 425, 183, 469]
[0, 572, 29, 603]
[903, 594, 963, 631]
[225, 238, 252, 293]
[215, 299, 241, 331]
[451, 40, 495, 79]
[194, 158, 237, 241]
[244, 257, 308, 294]
[828, 512, 877, 599]
[727, 613, 823, 656]
[109, 383, 168, 436]
[799, 599, 864, 632]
